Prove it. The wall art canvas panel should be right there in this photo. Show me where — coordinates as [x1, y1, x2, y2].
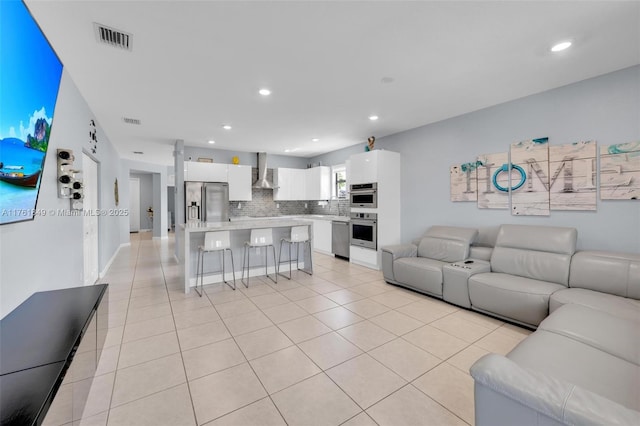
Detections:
[549, 141, 597, 210]
[600, 141, 640, 200]
[450, 161, 478, 202]
[510, 138, 550, 216]
[0, 1, 64, 225]
[477, 152, 509, 209]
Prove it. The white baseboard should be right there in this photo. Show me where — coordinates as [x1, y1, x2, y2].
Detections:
[100, 242, 131, 278]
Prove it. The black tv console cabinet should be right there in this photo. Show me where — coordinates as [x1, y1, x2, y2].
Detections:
[0, 285, 108, 426]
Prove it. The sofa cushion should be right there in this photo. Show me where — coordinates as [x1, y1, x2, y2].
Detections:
[494, 224, 577, 255]
[417, 237, 468, 262]
[469, 272, 565, 326]
[507, 330, 640, 412]
[491, 247, 573, 286]
[490, 225, 577, 285]
[394, 257, 446, 296]
[550, 287, 640, 321]
[416, 226, 478, 262]
[539, 304, 640, 366]
[569, 251, 640, 299]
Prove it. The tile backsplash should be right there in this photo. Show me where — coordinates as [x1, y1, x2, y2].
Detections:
[229, 188, 310, 217]
[309, 198, 350, 216]
[228, 168, 350, 217]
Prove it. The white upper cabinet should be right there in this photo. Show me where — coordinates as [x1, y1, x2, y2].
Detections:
[305, 166, 331, 200]
[184, 161, 228, 182]
[349, 151, 379, 184]
[292, 169, 307, 200]
[228, 164, 252, 201]
[274, 168, 306, 200]
[273, 168, 290, 200]
[274, 167, 329, 200]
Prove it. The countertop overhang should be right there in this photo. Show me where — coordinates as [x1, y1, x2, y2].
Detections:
[182, 218, 315, 232]
[230, 214, 350, 223]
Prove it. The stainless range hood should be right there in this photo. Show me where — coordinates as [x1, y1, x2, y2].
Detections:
[252, 152, 275, 189]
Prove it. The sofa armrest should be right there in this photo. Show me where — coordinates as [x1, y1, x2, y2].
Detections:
[470, 354, 640, 426]
[381, 244, 417, 283]
[382, 244, 418, 260]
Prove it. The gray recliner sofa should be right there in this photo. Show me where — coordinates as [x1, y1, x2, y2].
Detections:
[471, 250, 640, 426]
[550, 250, 640, 320]
[468, 224, 577, 327]
[381, 226, 478, 298]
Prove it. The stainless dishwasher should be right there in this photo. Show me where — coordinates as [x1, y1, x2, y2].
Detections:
[331, 220, 350, 259]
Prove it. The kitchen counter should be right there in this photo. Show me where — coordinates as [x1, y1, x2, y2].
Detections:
[229, 214, 350, 223]
[180, 219, 314, 293]
[183, 218, 313, 232]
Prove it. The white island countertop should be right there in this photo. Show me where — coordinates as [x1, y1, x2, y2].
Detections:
[182, 218, 314, 232]
[228, 214, 350, 223]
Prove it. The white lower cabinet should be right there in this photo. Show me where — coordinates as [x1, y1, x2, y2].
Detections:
[310, 219, 332, 254]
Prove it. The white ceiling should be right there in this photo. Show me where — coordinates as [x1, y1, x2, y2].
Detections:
[27, 1, 640, 166]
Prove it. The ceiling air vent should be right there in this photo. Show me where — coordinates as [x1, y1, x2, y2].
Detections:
[122, 117, 141, 125]
[94, 23, 132, 51]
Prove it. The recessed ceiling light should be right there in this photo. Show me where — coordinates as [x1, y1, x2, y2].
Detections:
[284, 149, 291, 153]
[551, 41, 572, 52]
[259, 88, 271, 96]
[311, 138, 319, 142]
[369, 115, 379, 121]
[208, 140, 215, 144]
[222, 125, 232, 130]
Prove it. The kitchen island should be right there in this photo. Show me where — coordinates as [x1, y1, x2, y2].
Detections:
[180, 218, 314, 293]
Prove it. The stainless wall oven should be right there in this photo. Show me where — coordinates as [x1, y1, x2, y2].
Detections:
[350, 212, 377, 250]
[350, 183, 377, 208]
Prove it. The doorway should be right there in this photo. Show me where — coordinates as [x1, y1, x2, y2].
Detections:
[129, 177, 140, 232]
[82, 153, 99, 286]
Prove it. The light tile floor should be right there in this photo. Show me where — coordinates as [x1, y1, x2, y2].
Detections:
[66, 232, 532, 426]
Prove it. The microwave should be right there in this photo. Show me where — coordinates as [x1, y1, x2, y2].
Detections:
[350, 183, 377, 208]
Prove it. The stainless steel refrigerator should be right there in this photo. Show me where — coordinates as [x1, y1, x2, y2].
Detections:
[185, 182, 229, 223]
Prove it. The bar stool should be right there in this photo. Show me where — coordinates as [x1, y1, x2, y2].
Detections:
[278, 225, 313, 280]
[195, 231, 236, 297]
[242, 228, 277, 287]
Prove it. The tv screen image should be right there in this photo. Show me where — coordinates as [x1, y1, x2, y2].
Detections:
[0, 0, 63, 225]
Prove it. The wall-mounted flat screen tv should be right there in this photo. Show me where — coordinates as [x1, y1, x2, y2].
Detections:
[0, 0, 63, 225]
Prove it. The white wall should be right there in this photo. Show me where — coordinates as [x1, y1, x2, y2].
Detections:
[312, 66, 640, 253]
[0, 70, 126, 318]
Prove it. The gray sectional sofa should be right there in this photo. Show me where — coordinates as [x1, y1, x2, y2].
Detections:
[471, 250, 639, 425]
[381, 224, 640, 425]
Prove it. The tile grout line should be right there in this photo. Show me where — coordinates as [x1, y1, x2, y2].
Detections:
[201, 284, 291, 426]
[102, 234, 141, 426]
[154, 236, 200, 426]
[94, 238, 505, 426]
